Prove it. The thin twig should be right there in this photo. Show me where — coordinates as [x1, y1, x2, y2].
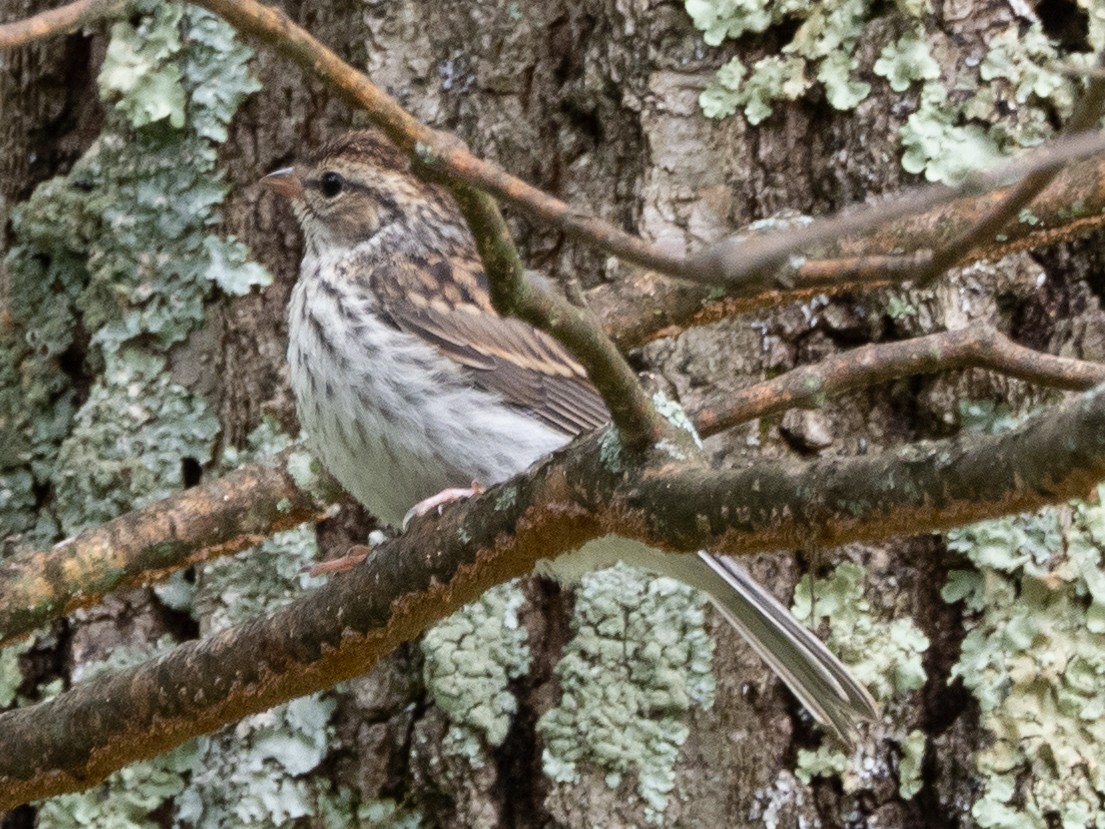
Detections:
[0, 0, 125, 48]
[694, 327, 1105, 437]
[683, 131, 1105, 293]
[189, 0, 688, 277]
[8, 0, 1105, 305]
[915, 51, 1105, 285]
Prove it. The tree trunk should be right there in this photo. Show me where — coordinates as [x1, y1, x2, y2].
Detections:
[3, 0, 1104, 826]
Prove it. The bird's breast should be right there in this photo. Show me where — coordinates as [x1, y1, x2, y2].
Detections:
[287, 268, 568, 527]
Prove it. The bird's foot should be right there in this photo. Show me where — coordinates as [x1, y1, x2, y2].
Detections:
[402, 481, 484, 529]
[307, 544, 372, 576]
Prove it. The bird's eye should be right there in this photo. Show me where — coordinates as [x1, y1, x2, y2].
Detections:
[320, 171, 345, 198]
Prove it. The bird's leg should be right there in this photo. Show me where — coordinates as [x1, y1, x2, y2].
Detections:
[402, 481, 484, 529]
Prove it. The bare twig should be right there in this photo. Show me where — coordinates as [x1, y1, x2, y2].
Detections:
[694, 327, 1105, 437]
[915, 51, 1105, 285]
[683, 131, 1105, 293]
[3, 383, 1105, 808]
[8, 0, 1105, 310]
[0, 0, 125, 48]
[189, 0, 688, 277]
[592, 147, 1105, 349]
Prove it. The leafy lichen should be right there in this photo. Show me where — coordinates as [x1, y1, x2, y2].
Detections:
[0, 0, 267, 549]
[421, 581, 532, 761]
[943, 486, 1105, 828]
[690, 0, 883, 123]
[688, 0, 1100, 182]
[537, 564, 715, 823]
[792, 562, 930, 798]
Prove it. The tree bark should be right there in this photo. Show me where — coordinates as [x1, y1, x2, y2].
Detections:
[2, 0, 1105, 826]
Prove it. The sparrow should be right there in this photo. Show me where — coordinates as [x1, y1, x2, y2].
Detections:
[261, 130, 878, 742]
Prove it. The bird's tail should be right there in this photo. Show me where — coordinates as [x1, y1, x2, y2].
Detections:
[661, 551, 879, 743]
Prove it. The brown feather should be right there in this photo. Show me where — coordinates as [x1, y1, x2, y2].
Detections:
[368, 252, 609, 437]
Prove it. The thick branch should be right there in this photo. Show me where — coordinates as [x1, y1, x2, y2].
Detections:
[0, 451, 341, 646]
[695, 327, 1105, 436]
[3, 331, 1102, 647]
[0, 0, 124, 48]
[3, 384, 1105, 807]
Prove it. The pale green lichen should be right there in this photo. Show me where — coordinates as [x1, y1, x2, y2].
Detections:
[317, 793, 422, 829]
[598, 425, 624, 473]
[0, 0, 267, 548]
[792, 563, 929, 797]
[537, 564, 715, 823]
[0, 640, 31, 707]
[897, 728, 926, 800]
[175, 694, 338, 828]
[943, 485, 1105, 829]
[691, 0, 884, 123]
[421, 581, 532, 761]
[688, 0, 1103, 183]
[99, 3, 188, 129]
[651, 390, 704, 449]
[53, 349, 219, 534]
[873, 31, 940, 92]
[899, 83, 1006, 184]
[9, 3, 358, 825]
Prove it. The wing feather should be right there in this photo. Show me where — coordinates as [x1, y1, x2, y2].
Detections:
[368, 252, 610, 437]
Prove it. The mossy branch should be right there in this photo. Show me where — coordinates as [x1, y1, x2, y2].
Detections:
[1, 329, 1101, 648]
[2, 384, 1105, 808]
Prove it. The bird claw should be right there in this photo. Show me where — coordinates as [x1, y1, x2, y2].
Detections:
[402, 481, 484, 529]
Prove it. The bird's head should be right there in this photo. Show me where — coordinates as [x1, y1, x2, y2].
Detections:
[261, 130, 452, 253]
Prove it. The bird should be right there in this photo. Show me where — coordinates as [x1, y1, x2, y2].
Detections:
[260, 129, 878, 742]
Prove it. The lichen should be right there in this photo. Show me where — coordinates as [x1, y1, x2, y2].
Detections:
[942, 484, 1105, 828]
[690, 0, 882, 123]
[1, 3, 362, 824]
[872, 30, 940, 93]
[0, 0, 268, 549]
[537, 564, 715, 823]
[792, 562, 929, 797]
[53, 349, 219, 534]
[421, 581, 532, 761]
[688, 1, 1101, 182]
[175, 694, 338, 828]
[0, 639, 30, 707]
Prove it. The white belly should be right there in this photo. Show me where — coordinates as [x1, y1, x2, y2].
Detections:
[287, 276, 567, 527]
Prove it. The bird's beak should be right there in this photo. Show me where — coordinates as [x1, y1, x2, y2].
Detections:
[260, 167, 304, 200]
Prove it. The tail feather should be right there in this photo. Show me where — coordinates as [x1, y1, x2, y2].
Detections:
[662, 552, 879, 743]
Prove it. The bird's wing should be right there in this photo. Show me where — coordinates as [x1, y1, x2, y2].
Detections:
[368, 251, 610, 438]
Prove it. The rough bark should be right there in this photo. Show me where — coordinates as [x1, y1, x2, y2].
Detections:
[3, 0, 1105, 826]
